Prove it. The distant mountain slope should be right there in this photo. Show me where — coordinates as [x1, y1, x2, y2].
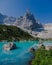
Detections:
[4, 16, 16, 25]
[0, 13, 7, 24]
[0, 25, 35, 41]
[0, 13, 16, 25]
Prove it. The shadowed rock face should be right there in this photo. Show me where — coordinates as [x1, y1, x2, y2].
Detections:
[3, 42, 17, 51]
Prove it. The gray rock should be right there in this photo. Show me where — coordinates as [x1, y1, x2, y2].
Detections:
[3, 42, 17, 51]
[29, 47, 35, 52]
[45, 46, 52, 50]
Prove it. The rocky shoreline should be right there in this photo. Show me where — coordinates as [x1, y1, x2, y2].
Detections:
[29, 42, 52, 65]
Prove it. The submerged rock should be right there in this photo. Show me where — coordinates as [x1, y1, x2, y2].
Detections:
[3, 42, 17, 51]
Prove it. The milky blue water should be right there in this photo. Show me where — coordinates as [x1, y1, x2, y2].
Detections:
[43, 41, 52, 46]
[0, 41, 38, 65]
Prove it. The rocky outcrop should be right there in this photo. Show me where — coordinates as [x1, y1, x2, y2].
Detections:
[3, 42, 17, 51]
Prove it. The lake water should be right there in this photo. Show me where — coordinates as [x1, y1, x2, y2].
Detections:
[0, 41, 38, 65]
[43, 41, 52, 46]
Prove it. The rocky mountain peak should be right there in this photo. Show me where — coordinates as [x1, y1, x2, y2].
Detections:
[14, 10, 43, 31]
[25, 9, 31, 16]
[24, 10, 34, 20]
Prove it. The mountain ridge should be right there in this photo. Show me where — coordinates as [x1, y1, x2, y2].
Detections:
[0, 10, 43, 30]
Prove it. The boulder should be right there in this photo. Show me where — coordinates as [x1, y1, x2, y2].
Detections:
[30, 47, 35, 52]
[3, 42, 17, 51]
[45, 46, 52, 51]
[38, 43, 44, 48]
[38, 43, 42, 48]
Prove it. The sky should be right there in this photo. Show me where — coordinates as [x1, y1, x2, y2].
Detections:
[0, 0, 52, 23]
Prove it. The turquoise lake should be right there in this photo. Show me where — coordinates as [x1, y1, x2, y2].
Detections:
[0, 41, 38, 65]
[0, 41, 52, 65]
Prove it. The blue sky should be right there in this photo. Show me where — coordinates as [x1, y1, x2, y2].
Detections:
[0, 0, 52, 23]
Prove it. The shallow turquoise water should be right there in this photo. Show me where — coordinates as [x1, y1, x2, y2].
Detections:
[0, 41, 38, 65]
